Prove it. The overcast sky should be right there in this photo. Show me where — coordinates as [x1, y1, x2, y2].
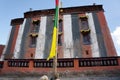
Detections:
[0, 0, 120, 56]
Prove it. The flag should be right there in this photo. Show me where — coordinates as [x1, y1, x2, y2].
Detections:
[47, 0, 59, 60]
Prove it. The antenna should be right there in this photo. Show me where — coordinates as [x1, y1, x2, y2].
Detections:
[93, 3, 96, 5]
[29, 8, 32, 11]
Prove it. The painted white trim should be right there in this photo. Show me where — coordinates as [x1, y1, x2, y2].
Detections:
[86, 13, 100, 57]
[13, 19, 26, 59]
[35, 16, 47, 59]
[63, 14, 74, 58]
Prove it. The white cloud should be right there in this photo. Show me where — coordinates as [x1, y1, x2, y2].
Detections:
[111, 26, 120, 56]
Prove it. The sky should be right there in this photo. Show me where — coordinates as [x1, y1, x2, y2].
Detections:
[0, 0, 120, 56]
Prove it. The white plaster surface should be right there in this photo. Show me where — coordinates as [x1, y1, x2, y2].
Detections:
[86, 13, 100, 57]
[63, 14, 74, 58]
[35, 16, 47, 59]
[13, 19, 26, 58]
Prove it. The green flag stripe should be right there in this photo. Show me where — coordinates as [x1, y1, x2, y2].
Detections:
[54, 6, 59, 28]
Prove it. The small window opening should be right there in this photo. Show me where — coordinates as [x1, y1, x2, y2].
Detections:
[58, 35, 62, 46]
[31, 20, 40, 33]
[30, 36, 37, 47]
[59, 20, 63, 32]
[86, 50, 89, 55]
[83, 34, 91, 45]
[31, 53, 33, 58]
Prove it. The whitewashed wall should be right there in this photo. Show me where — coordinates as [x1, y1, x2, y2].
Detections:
[86, 13, 100, 57]
[35, 16, 47, 59]
[13, 19, 26, 58]
[63, 15, 74, 58]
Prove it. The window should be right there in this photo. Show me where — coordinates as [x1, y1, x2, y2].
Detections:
[32, 25, 39, 32]
[58, 35, 62, 46]
[80, 16, 91, 45]
[81, 21, 88, 29]
[31, 53, 33, 58]
[59, 19, 63, 32]
[31, 20, 40, 33]
[83, 34, 91, 45]
[80, 18, 89, 30]
[30, 36, 37, 47]
[32, 20, 40, 25]
[86, 50, 89, 55]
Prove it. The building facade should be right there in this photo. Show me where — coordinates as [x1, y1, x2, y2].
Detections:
[1, 5, 117, 60]
[0, 45, 5, 58]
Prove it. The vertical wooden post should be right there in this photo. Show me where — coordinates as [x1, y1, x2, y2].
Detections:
[53, 55, 58, 79]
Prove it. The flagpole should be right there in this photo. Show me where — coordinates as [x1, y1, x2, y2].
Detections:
[53, 0, 59, 79]
[53, 49, 58, 79]
[47, 0, 59, 79]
